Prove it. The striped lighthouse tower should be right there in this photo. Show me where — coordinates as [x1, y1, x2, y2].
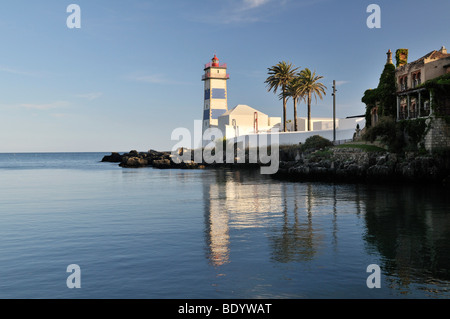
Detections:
[202, 54, 229, 144]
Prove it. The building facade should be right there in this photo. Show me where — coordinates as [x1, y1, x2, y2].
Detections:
[218, 104, 281, 139]
[395, 46, 450, 120]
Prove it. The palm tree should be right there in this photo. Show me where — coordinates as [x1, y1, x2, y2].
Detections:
[298, 68, 327, 131]
[265, 61, 299, 132]
[284, 75, 306, 131]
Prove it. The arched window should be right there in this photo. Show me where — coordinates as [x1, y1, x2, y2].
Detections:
[412, 72, 421, 88]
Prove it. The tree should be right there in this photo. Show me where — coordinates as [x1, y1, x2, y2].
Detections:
[361, 62, 396, 127]
[265, 61, 299, 132]
[283, 75, 306, 131]
[298, 68, 327, 131]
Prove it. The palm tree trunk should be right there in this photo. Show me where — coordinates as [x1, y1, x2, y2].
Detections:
[282, 88, 287, 132]
[293, 98, 298, 131]
[307, 93, 311, 131]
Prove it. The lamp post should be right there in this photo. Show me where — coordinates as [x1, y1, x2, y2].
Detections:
[332, 80, 337, 142]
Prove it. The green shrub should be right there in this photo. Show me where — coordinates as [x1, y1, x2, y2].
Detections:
[307, 149, 333, 162]
[300, 135, 333, 152]
[398, 118, 427, 149]
[335, 144, 386, 152]
[363, 116, 404, 152]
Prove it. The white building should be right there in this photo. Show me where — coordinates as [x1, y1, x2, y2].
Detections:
[218, 104, 281, 139]
[201, 54, 364, 147]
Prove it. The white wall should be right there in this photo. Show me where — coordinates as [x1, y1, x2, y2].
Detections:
[229, 117, 365, 147]
[268, 117, 281, 127]
[313, 120, 334, 131]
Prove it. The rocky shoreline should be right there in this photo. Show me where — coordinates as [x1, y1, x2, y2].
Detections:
[101, 147, 450, 186]
[101, 149, 263, 170]
[101, 149, 203, 169]
[275, 147, 450, 185]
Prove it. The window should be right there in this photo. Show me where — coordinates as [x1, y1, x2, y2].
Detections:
[412, 72, 421, 88]
[399, 76, 408, 91]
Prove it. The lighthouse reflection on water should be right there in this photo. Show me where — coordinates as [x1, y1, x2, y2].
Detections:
[202, 169, 328, 268]
[200, 168, 450, 297]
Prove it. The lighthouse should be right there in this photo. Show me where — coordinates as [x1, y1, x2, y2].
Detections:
[202, 54, 229, 142]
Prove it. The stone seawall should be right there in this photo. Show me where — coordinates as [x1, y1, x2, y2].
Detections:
[275, 147, 450, 185]
[424, 117, 450, 151]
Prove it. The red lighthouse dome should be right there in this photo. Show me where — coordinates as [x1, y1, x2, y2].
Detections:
[211, 54, 219, 67]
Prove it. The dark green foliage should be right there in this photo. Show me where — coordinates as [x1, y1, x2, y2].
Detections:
[363, 117, 430, 153]
[361, 88, 379, 105]
[421, 73, 450, 116]
[265, 61, 299, 132]
[362, 88, 378, 127]
[397, 118, 427, 149]
[300, 135, 333, 152]
[361, 62, 397, 127]
[307, 149, 332, 162]
[363, 117, 404, 152]
[335, 144, 386, 152]
[377, 63, 397, 117]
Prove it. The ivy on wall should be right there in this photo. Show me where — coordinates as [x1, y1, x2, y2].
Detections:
[395, 49, 408, 67]
[398, 118, 428, 149]
[422, 73, 450, 116]
[361, 63, 396, 127]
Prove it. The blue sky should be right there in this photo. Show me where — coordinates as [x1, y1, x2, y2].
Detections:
[0, 0, 449, 152]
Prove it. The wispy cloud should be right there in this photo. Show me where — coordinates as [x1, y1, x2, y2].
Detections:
[241, 0, 271, 10]
[129, 74, 169, 84]
[0, 65, 39, 77]
[188, 0, 274, 24]
[234, 69, 267, 78]
[50, 113, 72, 118]
[20, 101, 69, 110]
[188, 0, 325, 25]
[75, 92, 103, 100]
[335, 80, 350, 86]
[126, 73, 191, 85]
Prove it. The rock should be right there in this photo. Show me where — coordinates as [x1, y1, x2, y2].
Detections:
[152, 158, 172, 169]
[119, 156, 149, 168]
[376, 155, 387, 166]
[101, 152, 123, 162]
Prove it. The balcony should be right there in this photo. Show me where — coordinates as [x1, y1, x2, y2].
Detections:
[204, 62, 227, 69]
[202, 72, 230, 80]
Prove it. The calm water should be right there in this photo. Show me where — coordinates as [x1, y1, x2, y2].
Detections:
[0, 152, 448, 299]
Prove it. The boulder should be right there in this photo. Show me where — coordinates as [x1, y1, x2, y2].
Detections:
[120, 156, 149, 168]
[152, 158, 172, 169]
[101, 152, 123, 163]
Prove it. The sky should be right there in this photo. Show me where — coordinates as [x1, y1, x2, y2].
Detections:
[0, 0, 449, 152]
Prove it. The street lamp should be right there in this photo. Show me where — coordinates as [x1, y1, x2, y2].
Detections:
[332, 80, 337, 142]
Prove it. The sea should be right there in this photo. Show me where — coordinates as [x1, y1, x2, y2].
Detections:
[0, 152, 449, 299]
